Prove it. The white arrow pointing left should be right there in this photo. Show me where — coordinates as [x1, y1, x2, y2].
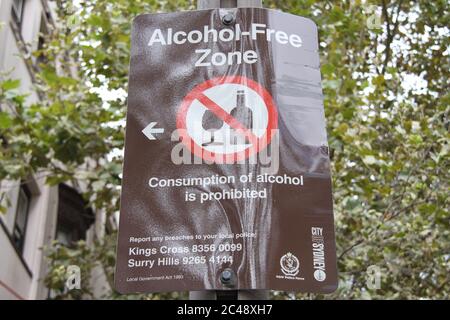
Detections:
[142, 122, 164, 140]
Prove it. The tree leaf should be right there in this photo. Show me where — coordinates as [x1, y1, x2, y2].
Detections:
[0, 112, 12, 129]
[1, 79, 20, 91]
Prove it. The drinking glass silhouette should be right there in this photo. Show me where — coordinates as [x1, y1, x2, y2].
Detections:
[202, 110, 224, 146]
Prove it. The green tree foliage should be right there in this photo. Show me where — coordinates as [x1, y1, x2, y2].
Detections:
[0, 0, 448, 299]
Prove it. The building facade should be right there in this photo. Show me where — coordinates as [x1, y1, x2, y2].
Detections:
[0, 0, 108, 300]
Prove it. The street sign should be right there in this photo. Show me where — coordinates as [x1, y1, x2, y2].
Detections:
[115, 7, 338, 294]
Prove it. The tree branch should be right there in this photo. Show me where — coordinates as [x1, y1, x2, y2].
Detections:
[381, 0, 404, 74]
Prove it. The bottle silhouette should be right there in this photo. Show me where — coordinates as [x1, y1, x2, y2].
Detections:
[230, 90, 253, 145]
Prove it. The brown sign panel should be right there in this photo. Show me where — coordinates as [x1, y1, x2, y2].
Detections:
[115, 8, 338, 294]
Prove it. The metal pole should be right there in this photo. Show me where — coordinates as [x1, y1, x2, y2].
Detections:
[190, 0, 269, 302]
[197, 0, 263, 9]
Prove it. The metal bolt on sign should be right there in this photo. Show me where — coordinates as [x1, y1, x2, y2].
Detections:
[222, 13, 236, 25]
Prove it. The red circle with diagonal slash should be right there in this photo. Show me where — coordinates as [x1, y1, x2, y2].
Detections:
[176, 76, 278, 164]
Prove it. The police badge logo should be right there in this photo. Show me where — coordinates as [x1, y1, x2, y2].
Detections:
[280, 252, 300, 277]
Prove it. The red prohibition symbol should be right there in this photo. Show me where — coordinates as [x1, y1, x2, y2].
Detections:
[176, 76, 278, 164]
